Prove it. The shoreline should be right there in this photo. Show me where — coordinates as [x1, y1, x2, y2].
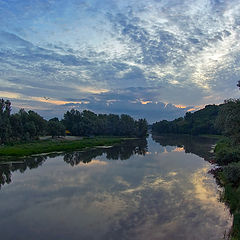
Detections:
[0, 137, 128, 159]
[214, 138, 240, 240]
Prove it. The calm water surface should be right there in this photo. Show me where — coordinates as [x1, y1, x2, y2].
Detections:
[0, 135, 232, 240]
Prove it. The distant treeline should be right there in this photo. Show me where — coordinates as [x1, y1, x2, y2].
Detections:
[0, 99, 148, 144]
[152, 98, 240, 140]
[63, 109, 148, 138]
[152, 104, 221, 135]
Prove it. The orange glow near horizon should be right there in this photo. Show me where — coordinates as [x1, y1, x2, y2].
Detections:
[0, 92, 90, 106]
[172, 147, 185, 152]
[174, 104, 187, 109]
[187, 105, 204, 112]
[140, 100, 152, 105]
[0, 91, 22, 99]
[30, 97, 90, 105]
[187, 108, 197, 112]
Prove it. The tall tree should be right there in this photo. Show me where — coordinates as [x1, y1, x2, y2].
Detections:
[0, 99, 12, 144]
[48, 119, 65, 138]
[215, 99, 240, 144]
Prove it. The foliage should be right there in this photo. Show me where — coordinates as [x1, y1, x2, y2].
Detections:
[152, 104, 220, 135]
[222, 162, 240, 187]
[217, 164, 240, 240]
[214, 138, 240, 165]
[0, 100, 48, 143]
[0, 99, 148, 144]
[213, 92, 240, 239]
[9, 108, 47, 142]
[0, 99, 12, 143]
[48, 118, 65, 138]
[215, 99, 240, 144]
[62, 109, 148, 138]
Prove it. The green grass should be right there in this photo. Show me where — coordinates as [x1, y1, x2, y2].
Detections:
[0, 137, 124, 158]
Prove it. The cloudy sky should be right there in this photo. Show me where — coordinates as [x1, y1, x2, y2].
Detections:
[0, 0, 240, 122]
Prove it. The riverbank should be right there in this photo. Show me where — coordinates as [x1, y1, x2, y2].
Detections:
[0, 137, 126, 158]
[214, 138, 240, 240]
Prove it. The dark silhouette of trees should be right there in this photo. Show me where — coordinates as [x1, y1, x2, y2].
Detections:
[9, 108, 47, 142]
[48, 118, 65, 138]
[0, 99, 12, 143]
[62, 109, 148, 138]
[215, 99, 240, 144]
[0, 99, 148, 144]
[152, 105, 220, 135]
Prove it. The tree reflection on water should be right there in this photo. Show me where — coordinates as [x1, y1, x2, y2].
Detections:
[64, 138, 147, 166]
[0, 135, 217, 189]
[152, 134, 217, 162]
[0, 138, 147, 188]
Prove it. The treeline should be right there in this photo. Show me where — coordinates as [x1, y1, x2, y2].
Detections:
[0, 99, 148, 144]
[63, 109, 148, 138]
[0, 100, 49, 143]
[152, 104, 221, 135]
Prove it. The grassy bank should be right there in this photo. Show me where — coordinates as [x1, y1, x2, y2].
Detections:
[215, 138, 240, 239]
[0, 137, 125, 158]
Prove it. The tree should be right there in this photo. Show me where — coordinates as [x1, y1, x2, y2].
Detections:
[215, 99, 240, 144]
[48, 120, 65, 138]
[24, 121, 36, 140]
[0, 99, 12, 144]
[136, 119, 148, 137]
[152, 105, 220, 135]
[28, 110, 47, 136]
[62, 108, 147, 137]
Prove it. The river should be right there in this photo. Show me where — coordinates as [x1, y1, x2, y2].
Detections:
[0, 135, 232, 240]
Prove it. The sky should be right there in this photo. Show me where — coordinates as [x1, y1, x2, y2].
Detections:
[0, 0, 240, 122]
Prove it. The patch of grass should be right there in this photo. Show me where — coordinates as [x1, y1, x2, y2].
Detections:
[0, 137, 124, 158]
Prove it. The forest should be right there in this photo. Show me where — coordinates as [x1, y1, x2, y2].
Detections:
[152, 104, 221, 135]
[0, 99, 148, 144]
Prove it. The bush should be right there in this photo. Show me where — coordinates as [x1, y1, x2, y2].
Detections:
[215, 138, 240, 165]
[223, 162, 240, 187]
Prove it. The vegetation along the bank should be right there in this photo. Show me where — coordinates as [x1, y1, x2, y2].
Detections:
[152, 104, 221, 135]
[0, 99, 148, 145]
[0, 137, 125, 157]
[0, 99, 147, 157]
[153, 81, 240, 239]
[214, 97, 240, 240]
